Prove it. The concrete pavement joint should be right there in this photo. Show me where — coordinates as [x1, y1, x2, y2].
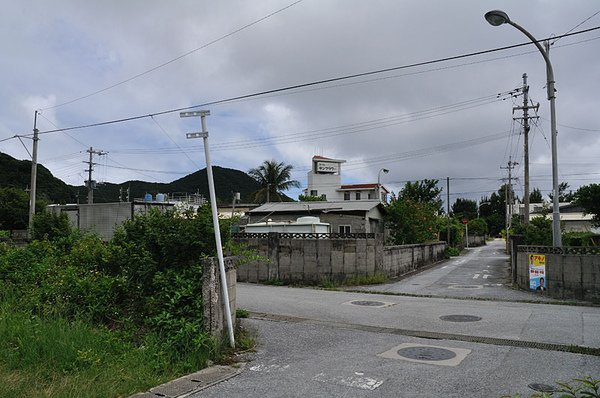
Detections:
[249, 312, 600, 357]
[342, 288, 600, 308]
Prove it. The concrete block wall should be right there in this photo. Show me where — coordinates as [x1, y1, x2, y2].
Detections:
[236, 233, 444, 283]
[516, 247, 600, 302]
[379, 243, 446, 278]
[202, 256, 237, 339]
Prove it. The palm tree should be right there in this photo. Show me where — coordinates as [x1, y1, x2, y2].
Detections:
[248, 160, 300, 203]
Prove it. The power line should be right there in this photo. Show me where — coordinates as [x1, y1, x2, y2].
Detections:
[41, 0, 305, 111]
[26, 25, 600, 138]
[551, 9, 600, 45]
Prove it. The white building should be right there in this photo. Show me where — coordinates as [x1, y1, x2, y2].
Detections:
[303, 155, 389, 202]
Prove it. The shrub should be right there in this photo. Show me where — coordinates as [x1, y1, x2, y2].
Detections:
[31, 211, 72, 241]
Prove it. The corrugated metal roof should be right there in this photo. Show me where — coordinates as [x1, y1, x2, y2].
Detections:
[249, 201, 383, 213]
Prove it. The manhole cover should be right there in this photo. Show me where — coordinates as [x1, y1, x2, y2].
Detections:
[528, 383, 556, 393]
[350, 300, 386, 307]
[440, 315, 482, 322]
[397, 347, 456, 361]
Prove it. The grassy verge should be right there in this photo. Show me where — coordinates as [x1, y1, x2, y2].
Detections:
[0, 297, 217, 398]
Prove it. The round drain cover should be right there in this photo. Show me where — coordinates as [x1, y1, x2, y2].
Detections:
[528, 383, 556, 393]
[397, 347, 456, 361]
[350, 300, 386, 307]
[440, 315, 482, 322]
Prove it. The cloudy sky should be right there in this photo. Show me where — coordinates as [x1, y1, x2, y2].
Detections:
[2, 0, 599, 206]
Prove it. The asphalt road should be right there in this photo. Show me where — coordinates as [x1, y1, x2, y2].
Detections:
[190, 240, 600, 398]
[354, 239, 560, 302]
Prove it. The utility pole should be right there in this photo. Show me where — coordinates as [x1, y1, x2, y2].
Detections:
[512, 73, 539, 225]
[27, 111, 39, 237]
[84, 147, 107, 204]
[446, 177, 450, 244]
[501, 157, 518, 252]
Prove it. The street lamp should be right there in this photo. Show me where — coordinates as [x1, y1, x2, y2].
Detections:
[378, 168, 389, 202]
[484, 10, 562, 247]
[180, 110, 235, 347]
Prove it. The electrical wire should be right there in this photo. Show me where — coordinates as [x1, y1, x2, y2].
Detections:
[24, 25, 600, 138]
[41, 0, 305, 111]
[551, 9, 600, 45]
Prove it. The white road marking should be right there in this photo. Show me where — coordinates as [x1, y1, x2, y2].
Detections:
[473, 274, 480, 279]
[483, 274, 491, 279]
[249, 363, 290, 373]
[313, 372, 383, 390]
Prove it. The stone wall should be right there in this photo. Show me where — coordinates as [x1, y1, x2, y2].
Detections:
[235, 233, 445, 283]
[381, 243, 447, 277]
[202, 256, 237, 338]
[516, 246, 600, 302]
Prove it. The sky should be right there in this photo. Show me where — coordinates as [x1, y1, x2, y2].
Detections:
[1, 0, 599, 207]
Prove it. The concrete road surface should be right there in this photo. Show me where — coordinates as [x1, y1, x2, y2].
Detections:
[190, 240, 600, 398]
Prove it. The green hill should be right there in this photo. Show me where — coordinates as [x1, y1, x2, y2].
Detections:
[0, 152, 270, 205]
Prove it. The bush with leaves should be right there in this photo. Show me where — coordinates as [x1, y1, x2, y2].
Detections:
[0, 204, 238, 367]
[511, 216, 553, 246]
[386, 198, 438, 245]
[468, 218, 488, 236]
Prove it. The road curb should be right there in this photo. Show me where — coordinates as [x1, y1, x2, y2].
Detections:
[130, 363, 245, 398]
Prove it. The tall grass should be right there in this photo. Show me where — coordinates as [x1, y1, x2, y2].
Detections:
[0, 296, 215, 397]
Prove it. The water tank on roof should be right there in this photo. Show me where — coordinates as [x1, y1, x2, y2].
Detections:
[296, 216, 321, 224]
[144, 193, 153, 202]
[156, 193, 166, 202]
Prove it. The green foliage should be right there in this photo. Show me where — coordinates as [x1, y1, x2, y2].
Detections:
[549, 181, 574, 202]
[573, 183, 600, 227]
[529, 187, 543, 203]
[0, 187, 29, 230]
[299, 194, 326, 201]
[398, 179, 443, 212]
[452, 198, 477, 221]
[445, 246, 460, 257]
[31, 211, 72, 241]
[437, 216, 464, 247]
[468, 218, 488, 235]
[0, 205, 237, 367]
[386, 198, 438, 245]
[236, 308, 250, 318]
[248, 159, 300, 202]
[511, 216, 553, 246]
[562, 231, 598, 247]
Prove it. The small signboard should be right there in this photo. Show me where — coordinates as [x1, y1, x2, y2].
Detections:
[528, 254, 546, 291]
[462, 218, 468, 225]
[316, 161, 339, 174]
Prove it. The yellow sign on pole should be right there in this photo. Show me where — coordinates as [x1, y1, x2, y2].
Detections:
[528, 254, 546, 290]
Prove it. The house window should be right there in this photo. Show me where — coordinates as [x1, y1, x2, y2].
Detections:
[344, 192, 350, 201]
[368, 193, 372, 199]
[355, 192, 361, 200]
[310, 190, 318, 196]
[339, 225, 351, 234]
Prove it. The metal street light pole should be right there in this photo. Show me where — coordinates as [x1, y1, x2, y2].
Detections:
[180, 110, 235, 348]
[377, 168, 389, 202]
[484, 10, 562, 247]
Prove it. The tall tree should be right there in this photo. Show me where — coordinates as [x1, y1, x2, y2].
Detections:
[529, 188, 543, 203]
[452, 198, 477, 221]
[573, 183, 600, 227]
[399, 179, 443, 212]
[0, 187, 29, 230]
[248, 160, 300, 203]
[548, 181, 574, 202]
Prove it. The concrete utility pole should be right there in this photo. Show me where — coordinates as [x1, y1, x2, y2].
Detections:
[446, 177, 450, 244]
[513, 73, 539, 225]
[84, 147, 107, 204]
[28, 111, 39, 237]
[181, 109, 235, 348]
[501, 157, 518, 251]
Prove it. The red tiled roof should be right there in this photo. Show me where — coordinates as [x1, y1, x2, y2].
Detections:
[312, 155, 334, 160]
